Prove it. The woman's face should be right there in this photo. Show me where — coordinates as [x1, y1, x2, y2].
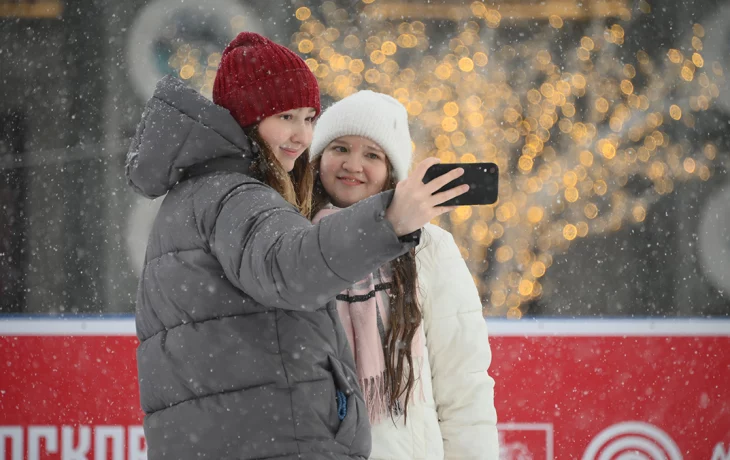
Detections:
[319, 135, 390, 208]
[257, 107, 317, 172]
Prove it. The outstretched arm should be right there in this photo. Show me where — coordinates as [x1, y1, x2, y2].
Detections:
[213, 183, 414, 310]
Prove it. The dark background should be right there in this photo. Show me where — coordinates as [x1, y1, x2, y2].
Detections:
[1, 0, 728, 317]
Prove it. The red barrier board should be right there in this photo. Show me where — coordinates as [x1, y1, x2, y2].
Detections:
[1, 319, 729, 459]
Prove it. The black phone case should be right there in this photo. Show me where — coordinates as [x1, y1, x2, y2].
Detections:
[422, 162, 499, 206]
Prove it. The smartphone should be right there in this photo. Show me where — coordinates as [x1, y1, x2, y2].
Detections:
[422, 162, 499, 206]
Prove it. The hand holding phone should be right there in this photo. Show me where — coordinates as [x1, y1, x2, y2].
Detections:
[385, 158, 470, 236]
[423, 162, 499, 206]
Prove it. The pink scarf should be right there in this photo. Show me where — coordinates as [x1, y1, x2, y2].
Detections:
[314, 207, 423, 423]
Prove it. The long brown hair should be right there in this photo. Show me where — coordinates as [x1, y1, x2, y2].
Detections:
[311, 154, 422, 422]
[245, 125, 313, 217]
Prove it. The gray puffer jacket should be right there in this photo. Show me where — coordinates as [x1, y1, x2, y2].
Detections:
[126, 76, 415, 460]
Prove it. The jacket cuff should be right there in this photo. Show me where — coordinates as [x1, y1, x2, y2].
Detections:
[398, 228, 421, 245]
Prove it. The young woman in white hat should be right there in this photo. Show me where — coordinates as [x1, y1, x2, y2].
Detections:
[310, 90, 499, 460]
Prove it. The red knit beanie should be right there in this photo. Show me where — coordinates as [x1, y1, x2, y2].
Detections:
[213, 32, 321, 128]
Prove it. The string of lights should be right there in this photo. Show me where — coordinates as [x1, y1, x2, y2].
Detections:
[167, 1, 724, 318]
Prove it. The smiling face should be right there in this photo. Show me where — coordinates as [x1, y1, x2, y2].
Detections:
[318, 135, 391, 208]
[257, 107, 317, 172]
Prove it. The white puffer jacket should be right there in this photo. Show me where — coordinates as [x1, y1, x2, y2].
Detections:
[369, 223, 499, 460]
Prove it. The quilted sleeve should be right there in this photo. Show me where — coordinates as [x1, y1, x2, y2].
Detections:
[419, 225, 499, 460]
[212, 185, 415, 310]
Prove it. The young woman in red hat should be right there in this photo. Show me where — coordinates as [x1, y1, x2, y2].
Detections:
[126, 32, 468, 460]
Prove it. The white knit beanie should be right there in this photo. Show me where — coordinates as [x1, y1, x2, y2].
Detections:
[310, 90, 412, 182]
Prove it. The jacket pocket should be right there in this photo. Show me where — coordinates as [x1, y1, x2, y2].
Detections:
[328, 355, 371, 454]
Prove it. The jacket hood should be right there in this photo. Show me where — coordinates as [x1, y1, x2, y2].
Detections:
[125, 75, 258, 198]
